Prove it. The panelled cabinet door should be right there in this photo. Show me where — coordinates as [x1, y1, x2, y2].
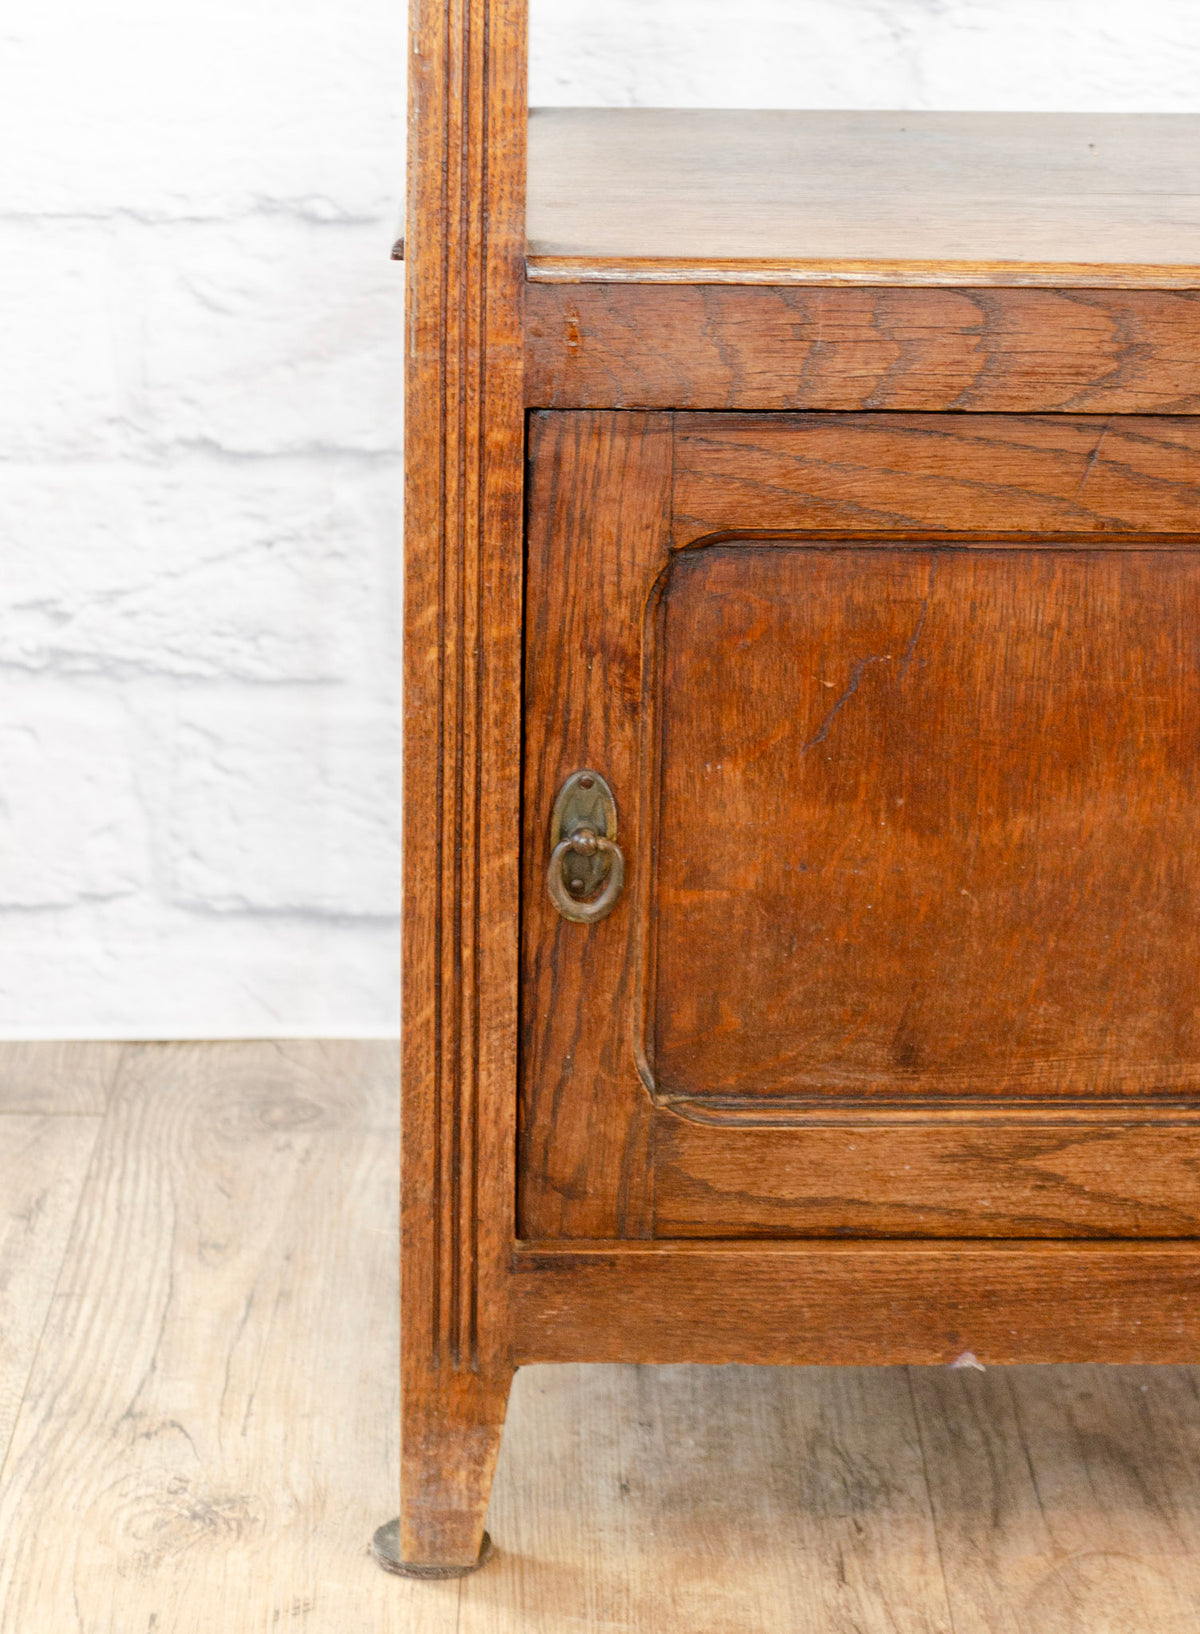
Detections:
[520, 411, 1200, 1242]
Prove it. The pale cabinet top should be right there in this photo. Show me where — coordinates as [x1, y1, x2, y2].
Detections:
[527, 109, 1200, 288]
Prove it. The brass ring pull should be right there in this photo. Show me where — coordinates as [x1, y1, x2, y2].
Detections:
[547, 829, 626, 924]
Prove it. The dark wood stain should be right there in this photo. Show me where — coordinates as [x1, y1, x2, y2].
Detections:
[654, 545, 1200, 1104]
[402, 7, 1200, 1567]
[528, 285, 1200, 414]
[654, 1114, 1200, 1239]
[399, 0, 526, 1572]
[519, 412, 671, 1241]
[521, 412, 1200, 1245]
[671, 412, 1200, 541]
[513, 1240, 1200, 1366]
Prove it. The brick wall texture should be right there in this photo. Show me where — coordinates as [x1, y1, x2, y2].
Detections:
[3, 0, 1193, 1034]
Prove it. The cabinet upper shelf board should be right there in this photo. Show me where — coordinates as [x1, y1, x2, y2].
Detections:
[526, 110, 1200, 289]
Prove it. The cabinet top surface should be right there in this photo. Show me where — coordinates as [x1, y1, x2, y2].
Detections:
[526, 109, 1200, 289]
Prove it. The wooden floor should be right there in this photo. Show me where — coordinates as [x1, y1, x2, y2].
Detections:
[1, 1043, 1199, 1631]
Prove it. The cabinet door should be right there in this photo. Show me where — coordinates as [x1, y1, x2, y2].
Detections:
[520, 411, 1200, 1240]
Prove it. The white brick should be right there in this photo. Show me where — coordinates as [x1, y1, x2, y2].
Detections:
[0, 460, 400, 684]
[529, 0, 1200, 111]
[165, 706, 401, 917]
[0, 699, 147, 907]
[916, 1, 1200, 113]
[0, 223, 128, 458]
[136, 219, 406, 454]
[0, 0, 405, 220]
[1, 0, 1196, 1037]
[0, 902, 400, 1036]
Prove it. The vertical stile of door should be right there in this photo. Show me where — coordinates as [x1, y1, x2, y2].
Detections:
[402, 0, 526, 1555]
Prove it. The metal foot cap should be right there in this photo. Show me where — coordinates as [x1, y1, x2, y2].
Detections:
[371, 1518, 495, 1579]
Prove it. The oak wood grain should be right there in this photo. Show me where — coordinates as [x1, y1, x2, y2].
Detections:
[0, 1114, 98, 1471]
[672, 412, 1200, 542]
[407, 0, 1200, 1540]
[401, 0, 527, 1568]
[655, 1114, 1200, 1240]
[0, 1040, 125, 1114]
[523, 412, 1200, 1244]
[513, 1241, 1200, 1367]
[652, 545, 1200, 1105]
[520, 411, 672, 1239]
[0, 1041, 457, 1634]
[528, 110, 1200, 288]
[526, 285, 1200, 414]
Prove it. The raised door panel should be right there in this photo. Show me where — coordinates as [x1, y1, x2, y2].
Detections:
[654, 543, 1200, 1103]
[520, 411, 1200, 1241]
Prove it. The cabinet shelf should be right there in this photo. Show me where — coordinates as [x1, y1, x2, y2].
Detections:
[527, 109, 1200, 288]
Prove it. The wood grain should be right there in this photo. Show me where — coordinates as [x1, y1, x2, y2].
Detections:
[526, 285, 1200, 414]
[523, 412, 1200, 1244]
[0, 1040, 125, 1114]
[910, 1364, 1200, 1631]
[404, 1, 1200, 1542]
[0, 1041, 460, 1634]
[655, 1113, 1200, 1239]
[463, 1363, 953, 1634]
[672, 412, 1200, 541]
[6, 1042, 1200, 1629]
[653, 545, 1200, 1103]
[528, 110, 1200, 287]
[0, 1114, 98, 1469]
[513, 1241, 1200, 1367]
[401, 0, 527, 1568]
[520, 412, 671, 1239]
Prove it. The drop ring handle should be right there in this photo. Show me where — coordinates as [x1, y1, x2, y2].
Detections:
[547, 828, 626, 924]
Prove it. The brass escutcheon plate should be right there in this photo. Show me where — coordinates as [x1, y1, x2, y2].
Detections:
[548, 769, 624, 923]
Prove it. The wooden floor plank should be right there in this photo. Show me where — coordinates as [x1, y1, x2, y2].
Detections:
[468, 1362, 954, 1634]
[5, 1039, 1200, 1630]
[0, 1040, 457, 1634]
[0, 1041, 126, 1115]
[0, 1115, 98, 1469]
[910, 1362, 1200, 1632]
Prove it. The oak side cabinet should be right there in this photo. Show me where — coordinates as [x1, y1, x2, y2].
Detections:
[376, 0, 1200, 1578]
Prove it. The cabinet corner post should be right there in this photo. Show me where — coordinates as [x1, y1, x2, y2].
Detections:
[391, 0, 527, 1574]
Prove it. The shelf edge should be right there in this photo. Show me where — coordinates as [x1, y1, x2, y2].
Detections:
[526, 254, 1200, 290]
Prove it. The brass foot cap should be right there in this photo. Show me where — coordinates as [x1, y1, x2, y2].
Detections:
[371, 1518, 495, 1579]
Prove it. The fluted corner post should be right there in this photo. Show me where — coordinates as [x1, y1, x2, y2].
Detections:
[388, 0, 527, 1576]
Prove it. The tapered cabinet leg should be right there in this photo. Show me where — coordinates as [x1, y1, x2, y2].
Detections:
[392, 0, 527, 1584]
[373, 1368, 514, 1576]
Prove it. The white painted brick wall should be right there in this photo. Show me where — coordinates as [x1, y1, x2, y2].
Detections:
[530, 1, 1200, 111]
[3, 0, 1195, 1036]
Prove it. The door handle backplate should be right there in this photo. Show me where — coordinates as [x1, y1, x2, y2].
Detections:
[546, 769, 625, 924]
